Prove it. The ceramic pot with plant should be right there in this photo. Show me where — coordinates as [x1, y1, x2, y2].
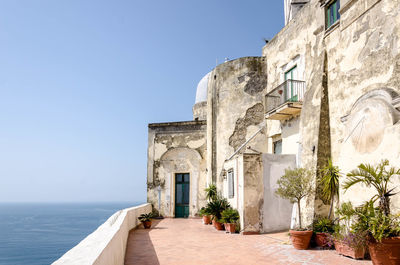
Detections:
[313, 217, 334, 248]
[221, 208, 239, 234]
[138, 213, 154, 229]
[332, 202, 367, 259]
[343, 160, 400, 264]
[199, 207, 212, 225]
[207, 195, 230, 231]
[275, 167, 314, 250]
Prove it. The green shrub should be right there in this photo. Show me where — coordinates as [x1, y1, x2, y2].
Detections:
[313, 217, 334, 233]
[207, 195, 230, 221]
[221, 208, 239, 224]
[138, 213, 154, 222]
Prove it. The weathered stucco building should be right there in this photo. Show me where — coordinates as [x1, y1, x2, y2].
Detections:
[147, 0, 400, 233]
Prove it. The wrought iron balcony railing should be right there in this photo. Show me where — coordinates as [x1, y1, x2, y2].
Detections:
[265, 79, 306, 113]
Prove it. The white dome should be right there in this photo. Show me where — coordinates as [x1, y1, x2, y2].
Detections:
[195, 72, 210, 104]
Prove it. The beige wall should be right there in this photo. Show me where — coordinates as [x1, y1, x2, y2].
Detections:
[147, 121, 207, 217]
[206, 57, 268, 193]
[262, 0, 400, 224]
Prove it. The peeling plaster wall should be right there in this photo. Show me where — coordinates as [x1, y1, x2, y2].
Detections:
[262, 0, 400, 224]
[326, 0, 400, 213]
[147, 121, 207, 217]
[206, 57, 268, 192]
[262, 0, 325, 226]
[242, 153, 264, 233]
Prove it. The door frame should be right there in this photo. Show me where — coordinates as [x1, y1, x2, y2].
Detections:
[173, 172, 190, 218]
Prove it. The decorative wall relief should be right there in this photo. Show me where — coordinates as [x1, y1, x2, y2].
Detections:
[341, 88, 400, 153]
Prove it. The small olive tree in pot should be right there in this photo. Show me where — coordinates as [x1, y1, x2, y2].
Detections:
[275, 167, 314, 250]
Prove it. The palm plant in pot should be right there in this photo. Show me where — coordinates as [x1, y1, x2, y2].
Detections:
[199, 206, 212, 225]
[221, 208, 239, 234]
[312, 216, 334, 248]
[343, 159, 400, 264]
[207, 195, 230, 231]
[275, 167, 314, 250]
[138, 212, 154, 229]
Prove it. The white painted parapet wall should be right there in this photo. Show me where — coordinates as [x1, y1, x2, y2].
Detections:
[53, 203, 152, 265]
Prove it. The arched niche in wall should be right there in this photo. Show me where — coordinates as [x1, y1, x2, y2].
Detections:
[158, 147, 202, 217]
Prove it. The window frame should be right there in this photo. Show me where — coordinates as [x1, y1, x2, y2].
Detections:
[227, 169, 234, 199]
[273, 139, 283, 154]
[325, 0, 340, 29]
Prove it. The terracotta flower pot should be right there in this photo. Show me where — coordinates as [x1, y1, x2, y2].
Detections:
[212, 220, 224, 230]
[334, 240, 365, 259]
[224, 223, 236, 234]
[202, 215, 211, 225]
[315, 232, 330, 248]
[289, 230, 313, 250]
[142, 220, 152, 229]
[368, 237, 400, 265]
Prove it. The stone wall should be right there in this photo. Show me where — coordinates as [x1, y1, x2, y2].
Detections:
[262, 0, 400, 224]
[147, 121, 207, 217]
[206, 57, 268, 192]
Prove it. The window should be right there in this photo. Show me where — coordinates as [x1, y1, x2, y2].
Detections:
[284, 66, 298, 102]
[326, 0, 340, 29]
[228, 169, 234, 198]
[273, 140, 282, 154]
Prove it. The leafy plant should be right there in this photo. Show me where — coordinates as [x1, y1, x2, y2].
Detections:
[205, 184, 218, 202]
[343, 159, 400, 216]
[320, 159, 340, 219]
[207, 195, 230, 221]
[330, 202, 368, 249]
[313, 216, 334, 233]
[335, 202, 355, 232]
[198, 206, 211, 217]
[275, 167, 314, 229]
[221, 208, 239, 224]
[138, 213, 154, 222]
[352, 200, 400, 242]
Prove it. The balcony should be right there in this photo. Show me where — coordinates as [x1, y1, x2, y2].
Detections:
[265, 79, 305, 120]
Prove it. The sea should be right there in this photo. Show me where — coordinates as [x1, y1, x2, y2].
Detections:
[0, 202, 142, 265]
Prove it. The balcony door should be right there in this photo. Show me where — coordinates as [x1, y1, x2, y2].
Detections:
[175, 173, 190, 218]
[284, 66, 298, 102]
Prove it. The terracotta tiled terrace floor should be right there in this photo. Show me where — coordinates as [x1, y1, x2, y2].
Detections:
[124, 218, 372, 265]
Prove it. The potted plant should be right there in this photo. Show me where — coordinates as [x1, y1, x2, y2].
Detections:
[343, 159, 400, 264]
[312, 216, 334, 248]
[331, 202, 368, 259]
[207, 195, 230, 231]
[199, 207, 212, 225]
[138, 212, 154, 229]
[275, 167, 314, 250]
[221, 208, 239, 234]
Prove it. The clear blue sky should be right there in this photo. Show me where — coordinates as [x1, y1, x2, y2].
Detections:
[0, 1, 284, 203]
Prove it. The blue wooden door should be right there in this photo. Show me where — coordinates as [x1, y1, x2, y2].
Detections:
[175, 173, 190, 218]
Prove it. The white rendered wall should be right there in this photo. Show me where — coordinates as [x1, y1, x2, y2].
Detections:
[52, 203, 152, 265]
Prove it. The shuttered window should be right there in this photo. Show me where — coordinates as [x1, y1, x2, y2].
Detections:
[326, 0, 340, 29]
[228, 169, 234, 198]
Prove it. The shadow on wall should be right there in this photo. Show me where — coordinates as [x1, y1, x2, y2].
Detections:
[124, 220, 161, 265]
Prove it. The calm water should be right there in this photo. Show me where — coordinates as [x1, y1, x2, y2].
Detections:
[0, 202, 142, 265]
